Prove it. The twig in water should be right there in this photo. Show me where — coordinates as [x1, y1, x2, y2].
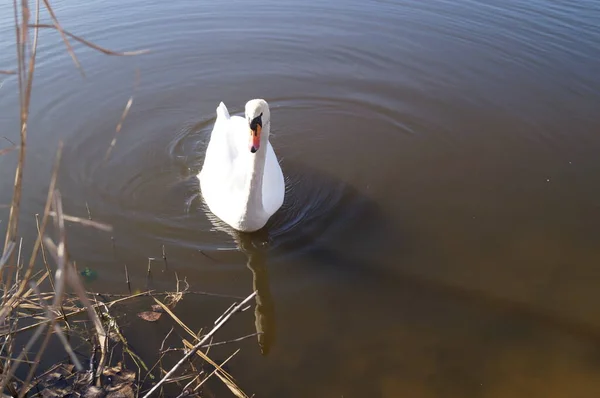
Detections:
[86, 290, 245, 300]
[199, 250, 220, 263]
[146, 257, 154, 290]
[15, 237, 23, 284]
[199, 333, 261, 349]
[48, 211, 113, 232]
[162, 244, 168, 270]
[0, 70, 17, 75]
[97, 301, 150, 375]
[181, 338, 247, 398]
[151, 297, 195, 340]
[85, 201, 92, 220]
[0, 145, 16, 156]
[104, 69, 141, 161]
[3, 136, 16, 146]
[192, 349, 241, 394]
[142, 291, 257, 398]
[160, 327, 175, 353]
[213, 302, 237, 326]
[111, 236, 116, 259]
[124, 264, 131, 294]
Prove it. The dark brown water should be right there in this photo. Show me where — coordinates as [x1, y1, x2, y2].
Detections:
[2, 0, 600, 396]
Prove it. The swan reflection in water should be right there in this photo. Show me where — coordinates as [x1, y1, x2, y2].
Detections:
[194, 158, 393, 356]
[205, 212, 276, 356]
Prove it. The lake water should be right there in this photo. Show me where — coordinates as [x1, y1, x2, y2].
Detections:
[1, 0, 600, 396]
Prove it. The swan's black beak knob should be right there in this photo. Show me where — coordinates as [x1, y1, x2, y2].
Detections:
[249, 113, 263, 153]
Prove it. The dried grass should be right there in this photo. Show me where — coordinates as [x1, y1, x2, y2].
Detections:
[1, 2, 256, 397]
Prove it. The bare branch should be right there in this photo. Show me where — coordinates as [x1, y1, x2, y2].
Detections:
[142, 291, 257, 398]
[104, 69, 140, 161]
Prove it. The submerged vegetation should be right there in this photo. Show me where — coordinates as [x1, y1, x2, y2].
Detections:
[0, 2, 256, 397]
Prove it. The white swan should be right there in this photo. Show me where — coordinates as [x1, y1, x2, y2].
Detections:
[198, 99, 285, 232]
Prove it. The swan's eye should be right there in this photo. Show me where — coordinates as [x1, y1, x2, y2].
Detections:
[250, 113, 263, 136]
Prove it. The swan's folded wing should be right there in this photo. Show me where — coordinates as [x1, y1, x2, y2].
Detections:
[200, 113, 235, 187]
[216, 101, 230, 120]
[201, 115, 247, 195]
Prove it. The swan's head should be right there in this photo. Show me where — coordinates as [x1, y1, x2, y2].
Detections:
[245, 99, 270, 153]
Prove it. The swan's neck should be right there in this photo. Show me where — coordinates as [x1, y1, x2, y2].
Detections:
[243, 140, 267, 215]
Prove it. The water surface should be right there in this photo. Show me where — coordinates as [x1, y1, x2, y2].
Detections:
[1, 0, 600, 396]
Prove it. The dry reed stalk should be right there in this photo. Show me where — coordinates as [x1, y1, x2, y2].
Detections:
[40, 0, 83, 75]
[43, 228, 108, 385]
[182, 337, 245, 395]
[193, 349, 242, 395]
[0, 243, 16, 272]
[1, 190, 86, 395]
[181, 338, 248, 398]
[2, 2, 258, 396]
[35, 213, 55, 292]
[142, 291, 257, 398]
[1, 0, 37, 287]
[30, 24, 150, 57]
[198, 332, 260, 349]
[47, 211, 113, 232]
[15, 238, 23, 285]
[0, 142, 62, 324]
[151, 297, 196, 340]
[0, 187, 114, 394]
[4, 290, 150, 338]
[2, 0, 147, 294]
[15, 283, 83, 398]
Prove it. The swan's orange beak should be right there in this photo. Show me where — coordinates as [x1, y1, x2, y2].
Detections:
[250, 124, 261, 153]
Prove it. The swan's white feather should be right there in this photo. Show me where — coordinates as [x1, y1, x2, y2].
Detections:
[198, 100, 284, 231]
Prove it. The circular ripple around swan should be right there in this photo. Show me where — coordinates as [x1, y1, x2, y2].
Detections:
[56, 71, 404, 255]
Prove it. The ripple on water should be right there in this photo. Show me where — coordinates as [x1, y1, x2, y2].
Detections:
[59, 93, 397, 258]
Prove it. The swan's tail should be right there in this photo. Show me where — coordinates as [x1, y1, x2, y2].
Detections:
[216, 102, 230, 120]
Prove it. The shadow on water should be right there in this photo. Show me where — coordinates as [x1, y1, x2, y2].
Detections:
[204, 158, 600, 358]
[166, 118, 600, 356]
[197, 156, 400, 356]
[200, 156, 600, 368]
